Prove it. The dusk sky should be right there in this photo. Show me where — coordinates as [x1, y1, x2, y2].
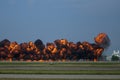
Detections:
[0, 0, 120, 55]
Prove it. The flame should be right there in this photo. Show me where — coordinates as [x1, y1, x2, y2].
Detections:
[0, 33, 110, 61]
[94, 33, 110, 48]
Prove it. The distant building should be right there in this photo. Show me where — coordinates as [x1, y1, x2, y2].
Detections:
[106, 50, 120, 61]
[106, 55, 111, 61]
[112, 50, 120, 58]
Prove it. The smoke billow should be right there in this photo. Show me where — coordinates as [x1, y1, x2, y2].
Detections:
[94, 33, 110, 49]
[0, 33, 110, 61]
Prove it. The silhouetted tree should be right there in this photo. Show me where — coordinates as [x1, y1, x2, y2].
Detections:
[111, 55, 119, 61]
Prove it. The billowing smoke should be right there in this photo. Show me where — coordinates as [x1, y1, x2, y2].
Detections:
[0, 33, 110, 61]
[94, 33, 110, 49]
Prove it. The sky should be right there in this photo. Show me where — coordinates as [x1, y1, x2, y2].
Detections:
[0, 0, 120, 55]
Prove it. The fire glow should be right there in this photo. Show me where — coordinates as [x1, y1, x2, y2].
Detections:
[0, 33, 110, 62]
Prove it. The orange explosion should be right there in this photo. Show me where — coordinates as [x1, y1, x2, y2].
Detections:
[94, 33, 110, 48]
[0, 33, 110, 62]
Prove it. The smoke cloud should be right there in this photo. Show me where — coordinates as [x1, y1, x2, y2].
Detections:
[94, 33, 110, 49]
[0, 33, 110, 61]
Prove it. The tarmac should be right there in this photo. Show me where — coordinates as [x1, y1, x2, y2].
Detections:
[0, 74, 120, 79]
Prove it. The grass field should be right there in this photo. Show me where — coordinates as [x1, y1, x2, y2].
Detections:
[0, 61, 120, 66]
[0, 61, 120, 74]
[0, 78, 120, 80]
[0, 69, 120, 75]
[0, 61, 120, 80]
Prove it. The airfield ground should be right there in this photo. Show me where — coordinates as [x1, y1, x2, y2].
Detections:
[0, 61, 120, 80]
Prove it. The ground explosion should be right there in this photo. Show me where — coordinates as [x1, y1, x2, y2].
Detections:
[0, 33, 110, 62]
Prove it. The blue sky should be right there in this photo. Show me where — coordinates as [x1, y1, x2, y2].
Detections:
[0, 0, 120, 55]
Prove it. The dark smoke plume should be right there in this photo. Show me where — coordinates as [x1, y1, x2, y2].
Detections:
[0, 33, 110, 61]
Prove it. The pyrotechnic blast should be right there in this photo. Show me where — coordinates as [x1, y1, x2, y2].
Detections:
[94, 33, 110, 49]
[0, 33, 110, 61]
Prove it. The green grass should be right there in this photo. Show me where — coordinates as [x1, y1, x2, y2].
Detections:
[0, 78, 120, 80]
[0, 61, 119, 75]
[0, 61, 120, 66]
[0, 61, 119, 79]
[0, 69, 120, 75]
